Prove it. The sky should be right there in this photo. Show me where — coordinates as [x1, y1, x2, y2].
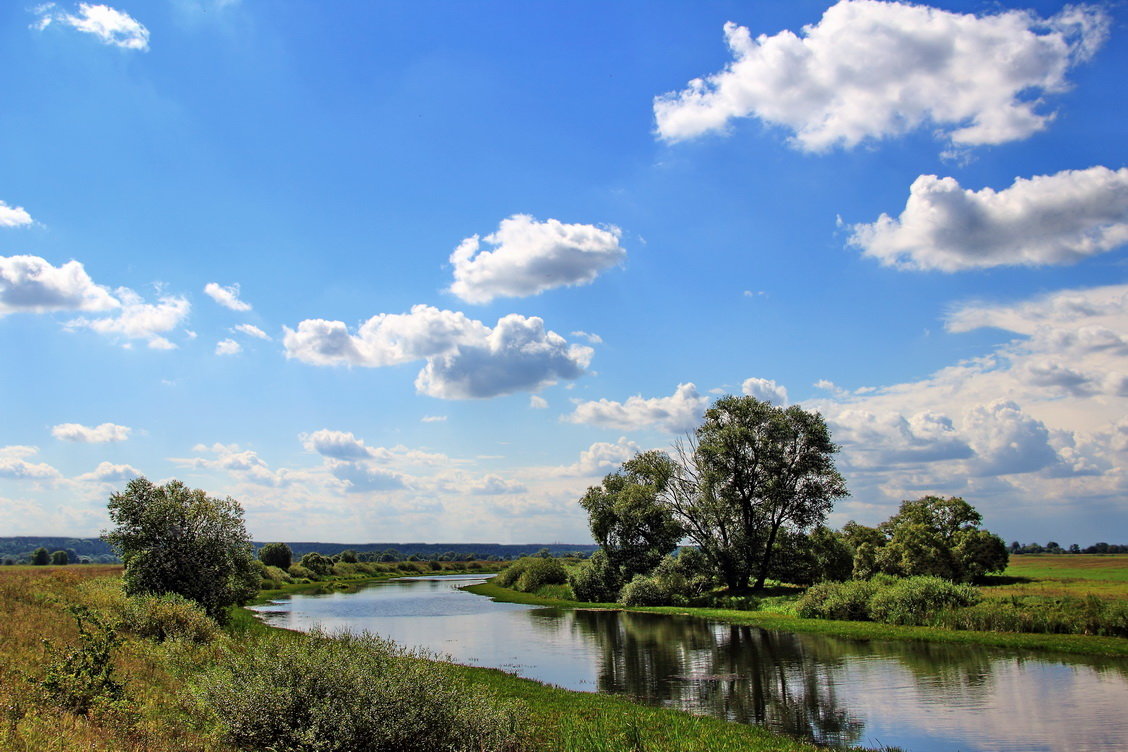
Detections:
[2, 0, 1127, 546]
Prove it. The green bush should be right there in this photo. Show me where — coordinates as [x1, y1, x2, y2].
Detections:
[288, 563, 317, 581]
[866, 576, 981, 625]
[37, 606, 125, 715]
[300, 552, 334, 576]
[567, 550, 622, 603]
[121, 592, 219, 643]
[258, 542, 292, 570]
[200, 629, 524, 752]
[515, 558, 567, 593]
[618, 575, 669, 606]
[796, 579, 876, 620]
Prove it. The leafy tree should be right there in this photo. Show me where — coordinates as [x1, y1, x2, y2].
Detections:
[666, 396, 847, 591]
[337, 549, 358, 564]
[580, 450, 684, 584]
[50, 550, 70, 565]
[871, 496, 1008, 583]
[770, 526, 853, 586]
[299, 552, 334, 576]
[258, 542, 292, 570]
[103, 477, 259, 622]
[31, 547, 50, 565]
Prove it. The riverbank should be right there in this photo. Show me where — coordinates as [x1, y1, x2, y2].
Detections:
[0, 565, 888, 752]
[464, 578, 1128, 658]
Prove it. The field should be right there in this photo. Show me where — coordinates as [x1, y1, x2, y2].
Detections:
[983, 554, 1128, 599]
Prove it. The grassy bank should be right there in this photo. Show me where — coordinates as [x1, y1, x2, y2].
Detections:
[1, 564, 881, 752]
[465, 555, 1128, 659]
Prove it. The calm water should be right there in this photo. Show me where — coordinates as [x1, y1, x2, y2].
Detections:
[251, 576, 1128, 751]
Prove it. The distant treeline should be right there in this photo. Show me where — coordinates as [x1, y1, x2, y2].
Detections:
[1009, 541, 1128, 554]
[0, 536, 599, 564]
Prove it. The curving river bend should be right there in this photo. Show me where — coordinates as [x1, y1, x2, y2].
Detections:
[251, 575, 1128, 752]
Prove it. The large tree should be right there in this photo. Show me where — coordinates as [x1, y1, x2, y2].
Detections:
[872, 496, 1008, 582]
[580, 450, 684, 584]
[103, 477, 259, 621]
[666, 396, 847, 591]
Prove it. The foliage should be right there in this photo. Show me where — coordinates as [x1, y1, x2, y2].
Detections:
[337, 549, 358, 563]
[199, 629, 524, 752]
[860, 496, 1008, 583]
[35, 606, 125, 715]
[665, 396, 847, 591]
[769, 527, 853, 586]
[580, 451, 683, 583]
[936, 595, 1128, 638]
[120, 592, 219, 643]
[795, 579, 877, 621]
[258, 542, 292, 570]
[31, 547, 49, 566]
[495, 557, 568, 593]
[619, 575, 670, 606]
[568, 550, 623, 603]
[866, 576, 981, 625]
[50, 550, 70, 565]
[299, 552, 334, 576]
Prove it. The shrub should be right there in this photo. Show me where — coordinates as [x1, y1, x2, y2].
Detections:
[36, 606, 125, 715]
[300, 552, 334, 577]
[567, 550, 622, 603]
[122, 592, 219, 643]
[796, 579, 876, 621]
[515, 558, 567, 593]
[866, 576, 981, 625]
[258, 542, 292, 569]
[618, 575, 669, 606]
[288, 563, 316, 581]
[200, 629, 524, 752]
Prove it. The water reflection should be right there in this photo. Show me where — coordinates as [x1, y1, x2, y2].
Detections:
[252, 577, 1128, 752]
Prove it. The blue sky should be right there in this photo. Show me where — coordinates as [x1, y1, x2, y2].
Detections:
[2, 0, 1127, 545]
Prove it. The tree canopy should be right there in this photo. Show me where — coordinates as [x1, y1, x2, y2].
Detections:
[103, 477, 259, 621]
[667, 396, 847, 590]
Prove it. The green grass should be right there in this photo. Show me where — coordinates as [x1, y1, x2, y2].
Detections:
[980, 554, 1128, 600]
[464, 580, 1128, 658]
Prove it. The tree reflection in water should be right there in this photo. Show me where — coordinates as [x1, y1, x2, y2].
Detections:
[567, 609, 865, 747]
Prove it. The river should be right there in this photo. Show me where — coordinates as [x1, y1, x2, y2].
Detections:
[250, 575, 1128, 751]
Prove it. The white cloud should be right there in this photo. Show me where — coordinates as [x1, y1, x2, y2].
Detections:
[851, 167, 1128, 271]
[0, 255, 118, 316]
[529, 395, 548, 409]
[466, 474, 527, 496]
[571, 331, 604, 345]
[421, 415, 447, 423]
[326, 461, 406, 493]
[654, 1, 1107, 151]
[35, 3, 150, 51]
[51, 422, 131, 443]
[76, 461, 141, 483]
[215, 338, 241, 356]
[67, 287, 189, 349]
[556, 437, 641, 477]
[808, 282, 1128, 525]
[741, 377, 788, 405]
[171, 443, 294, 488]
[565, 383, 708, 433]
[204, 282, 252, 312]
[284, 305, 592, 400]
[302, 429, 375, 461]
[448, 215, 625, 304]
[233, 323, 271, 340]
[0, 446, 60, 481]
[0, 201, 33, 228]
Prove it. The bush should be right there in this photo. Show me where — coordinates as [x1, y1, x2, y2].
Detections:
[618, 575, 669, 606]
[121, 592, 219, 643]
[515, 558, 567, 593]
[37, 606, 125, 715]
[288, 563, 316, 581]
[200, 629, 524, 752]
[796, 579, 876, 621]
[866, 576, 981, 625]
[300, 552, 335, 577]
[258, 542, 292, 570]
[567, 550, 622, 603]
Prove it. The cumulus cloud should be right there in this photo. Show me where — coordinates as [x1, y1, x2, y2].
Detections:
[215, 338, 241, 356]
[204, 282, 251, 312]
[233, 323, 271, 340]
[284, 305, 592, 400]
[76, 461, 141, 483]
[326, 461, 406, 493]
[556, 437, 641, 477]
[51, 422, 131, 443]
[34, 3, 150, 51]
[529, 395, 548, 409]
[0, 446, 60, 481]
[851, 167, 1128, 271]
[0, 201, 33, 228]
[67, 287, 189, 349]
[963, 400, 1059, 476]
[302, 429, 376, 461]
[565, 383, 708, 433]
[171, 443, 293, 488]
[654, 1, 1107, 151]
[741, 377, 788, 405]
[448, 215, 625, 304]
[421, 415, 447, 423]
[0, 255, 118, 316]
[466, 474, 527, 495]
